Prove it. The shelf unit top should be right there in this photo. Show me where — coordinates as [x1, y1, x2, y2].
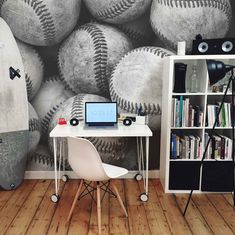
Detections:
[168, 54, 235, 61]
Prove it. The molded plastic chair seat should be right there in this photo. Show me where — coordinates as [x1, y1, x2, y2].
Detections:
[66, 137, 128, 235]
[102, 163, 128, 179]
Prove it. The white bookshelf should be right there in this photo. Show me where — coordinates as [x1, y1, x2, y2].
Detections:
[160, 55, 235, 193]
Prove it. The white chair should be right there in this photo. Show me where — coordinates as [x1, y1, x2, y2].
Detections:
[67, 137, 128, 235]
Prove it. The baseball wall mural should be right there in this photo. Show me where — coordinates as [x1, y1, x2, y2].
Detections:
[0, 0, 235, 178]
[150, 0, 232, 51]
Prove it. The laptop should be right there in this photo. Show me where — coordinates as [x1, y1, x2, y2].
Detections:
[84, 102, 118, 129]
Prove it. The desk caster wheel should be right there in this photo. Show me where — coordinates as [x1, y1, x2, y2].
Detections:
[135, 173, 142, 181]
[140, 193, 148, 202]
[51, 194, 60, 203]
[62, 174, 69, 182]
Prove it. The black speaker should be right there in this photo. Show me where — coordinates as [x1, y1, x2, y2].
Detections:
[70, 118, 79, 126]
[123, 118, 132, 126]
[192, 37, 235, 55]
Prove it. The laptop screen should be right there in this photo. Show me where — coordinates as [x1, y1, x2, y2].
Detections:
[85, 102, 117, 126]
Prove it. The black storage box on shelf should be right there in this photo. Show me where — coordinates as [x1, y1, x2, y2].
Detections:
[201, 161, 234, 192]
[169, 161, 201, 190]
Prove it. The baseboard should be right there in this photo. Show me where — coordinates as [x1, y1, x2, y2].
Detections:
[24, 170, 159, 179]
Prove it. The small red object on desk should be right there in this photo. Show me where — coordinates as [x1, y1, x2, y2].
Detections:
[58, 118, 67, 125]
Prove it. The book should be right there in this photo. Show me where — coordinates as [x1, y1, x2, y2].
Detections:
[185, 98, 190, 127]
[189, 135, 195, 159]
[171, 133, 177, 159]
[194, 105, 201, 127]
[211, 136, 216, 159]
[179, 96, 183, 127]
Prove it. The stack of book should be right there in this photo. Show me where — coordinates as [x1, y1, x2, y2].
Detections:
[170, 133, 202, 159]
[171, 96, 203, 127]
[204, 133, 233, 160]
[206, 102, 235, 127]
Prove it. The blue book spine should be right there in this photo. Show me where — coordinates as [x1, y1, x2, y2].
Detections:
[179, 96, 183, 127]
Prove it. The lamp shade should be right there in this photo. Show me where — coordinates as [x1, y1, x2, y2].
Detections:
[206, 60, 235, 85]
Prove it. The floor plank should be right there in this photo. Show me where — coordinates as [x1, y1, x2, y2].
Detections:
[153, 180, 193, 235]
[140, 180, 172, 235]
[5, 180, 50, 235]
[47, 180, 79, 235]
[67, 181, 92, 235]
[125, 179, 151, 235]
[109, 180, 129, 235]
[174, 194, 213, 235]
[207, 194, 235, 233]
[0, 189, 14, 210]
[192, 194, 234, 235]
[87, 181, 110, 235]
[25, 180, 64, 235]
[0, 180, 36, 234]
[0, 179, 235, 235]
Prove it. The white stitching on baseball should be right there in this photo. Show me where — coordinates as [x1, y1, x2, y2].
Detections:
[110, 47, 171, 115]
[56, 55, 76, 93]
[57, 23, 109, 96]
[71, 94, 85, 120]
[117, 25, 147, 44]
[0, 0, 56, 45]
[96, 0, 136, 20]
[23, 47, 44, 100]
[29, 118, 41, 133]
[156, 0, 231, 20]
[40, 76, 65, 134]
[41, 104, 61, 134]
[80, 23, 109, 96]
[44, 76, 62, 83]
[31, 152, 54, 167]
[150, 18, 177, 50]
[28, 0, 56, 45]
[25, 73, 33, 100]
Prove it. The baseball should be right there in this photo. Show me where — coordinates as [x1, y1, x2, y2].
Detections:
[16, 40, 44, 101]
[31, 76, 74, 139]
[117, 10, 155, 47]
[58, 22, 133, 97]
[110, 47, 174, 130]
[26, 145, 54, 171]
[83, 0, 152, 24]
[0, 0, 81, 46]
[150, 0, 232, 51]
[28, 102, 41, 154]
[48, 93, 128, 165]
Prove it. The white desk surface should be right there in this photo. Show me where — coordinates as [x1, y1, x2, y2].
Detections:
[50, 122, 153, 138]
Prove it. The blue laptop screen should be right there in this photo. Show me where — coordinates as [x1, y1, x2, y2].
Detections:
[85, 102, 117, 126]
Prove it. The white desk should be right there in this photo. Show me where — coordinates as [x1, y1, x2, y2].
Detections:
[49, 123, 153, 202]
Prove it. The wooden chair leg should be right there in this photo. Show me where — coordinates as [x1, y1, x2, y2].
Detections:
[67, 179, 84, 222]
[97, 182, 102, 235]
[112, 182, 128, 217]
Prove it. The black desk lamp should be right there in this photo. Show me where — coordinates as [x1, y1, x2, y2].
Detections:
[183, 59, 235, 216]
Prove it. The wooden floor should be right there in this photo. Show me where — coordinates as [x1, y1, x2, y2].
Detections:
[0, 179, 235, 235]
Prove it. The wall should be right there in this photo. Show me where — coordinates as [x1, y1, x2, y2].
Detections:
[0, 0, 235, 172]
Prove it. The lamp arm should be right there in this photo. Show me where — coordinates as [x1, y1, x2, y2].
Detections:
[225, 65, 235, 74]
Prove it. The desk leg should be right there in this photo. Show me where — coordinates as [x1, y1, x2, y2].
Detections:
[137, 136, 149, 202]
[145, 137, 149, 196]
[51, 137, 60, 203]
[135, 137, 144, 181]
